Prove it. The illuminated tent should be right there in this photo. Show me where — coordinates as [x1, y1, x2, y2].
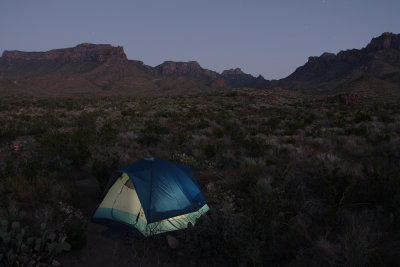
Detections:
[92, 158, 209, 236]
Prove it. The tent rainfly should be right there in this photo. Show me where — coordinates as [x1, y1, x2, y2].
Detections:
[92, 157, 209, 236]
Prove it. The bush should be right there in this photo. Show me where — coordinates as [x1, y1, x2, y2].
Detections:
[346, 125, 368, 136]
[62, 220, 87, 251]
[137, 133, 160, 146]
[143, 120, 170, 135]
[92, 160, 112, 193]
[353, 112, 372, 123]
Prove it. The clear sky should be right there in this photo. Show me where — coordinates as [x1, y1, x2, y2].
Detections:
[0, 0, 399, 79]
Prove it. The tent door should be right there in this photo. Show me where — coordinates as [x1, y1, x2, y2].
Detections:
[111, 185, 124, 219]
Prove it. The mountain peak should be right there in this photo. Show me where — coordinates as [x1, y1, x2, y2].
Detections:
[366, 32, 400, 51]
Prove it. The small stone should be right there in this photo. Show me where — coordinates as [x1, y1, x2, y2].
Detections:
[52, 259, 61, 266]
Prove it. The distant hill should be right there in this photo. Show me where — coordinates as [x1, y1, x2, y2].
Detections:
[275, 32, 400, 91]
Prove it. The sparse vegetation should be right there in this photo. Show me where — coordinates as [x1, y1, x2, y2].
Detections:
[0, 91, 399, 265]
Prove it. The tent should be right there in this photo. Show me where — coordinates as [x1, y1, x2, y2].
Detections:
[92, 157, 209, 236]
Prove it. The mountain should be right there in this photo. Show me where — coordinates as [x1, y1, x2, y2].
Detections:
[1, 32, 399, 96]
[276, 32, 400, 90]
[221, 68, 270, 89]
[0, 44, 268, 95]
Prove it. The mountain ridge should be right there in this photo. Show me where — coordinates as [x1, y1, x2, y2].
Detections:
[275, 32, 400, 90]
[0, 32, 399, 95]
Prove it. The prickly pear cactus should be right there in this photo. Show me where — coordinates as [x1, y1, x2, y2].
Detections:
[0, 220, 71, 266]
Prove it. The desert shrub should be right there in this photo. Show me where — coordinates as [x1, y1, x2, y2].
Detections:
[98, 120, 119, 145]
[1, 157, 16, 180]
[20, 159, 42, 184]
[353, 112, 372, 123]
[233, 167, 259, 194]
[373, 134, 391, 145]
[186, 107, 202, 119]
[183, 206, 265, 266]
[285, 120, 305, 135]
[267, 116, 282, 129]
[92, 153, 120, 192]
[168, 131, 188, 148]
[137, 133, 160, 146]
[240, 137, 270, 157]
[213, 126, 224, 138]
[142, 120, 169, 135]
[36, 130, 91, 168]
[286, 137, 296, 144]
[155, 110, 180, 119]
[346, 125, 368, 136]
[379, 114, 395, 123]
[91, 160, 111, 193]
[41, 113, 64, 128]
[75, 112, 97, 129]
[62, 220, 87, 251]
[189, 119, 209, 130]
[170, 153, 198, 168]
[360, 160, 400, 213]
[310, 168, 354, 218]
[121, 108, 136, 117]
[203, 142, 221, 158]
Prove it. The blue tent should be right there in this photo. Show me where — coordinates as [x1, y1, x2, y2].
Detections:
[93, 158, 209, 236]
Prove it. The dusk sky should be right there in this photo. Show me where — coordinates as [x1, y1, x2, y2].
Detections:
[1, 1, 399, 79]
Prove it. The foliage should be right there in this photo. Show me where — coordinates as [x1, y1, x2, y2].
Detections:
[0, 220, 70, 266]
[0, 93, 400, 266]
